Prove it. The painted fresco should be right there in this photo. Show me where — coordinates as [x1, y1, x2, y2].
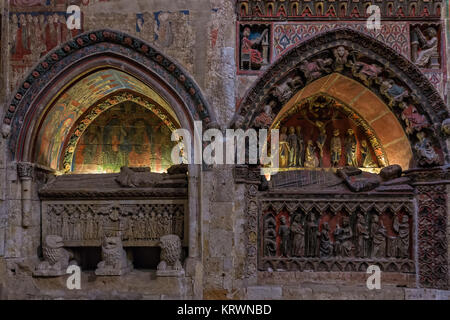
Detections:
[34, 68, 178, 170]
[72, 101, 175, 174]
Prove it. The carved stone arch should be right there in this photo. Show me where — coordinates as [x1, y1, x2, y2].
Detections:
[235, 28, 449, 169]
[1, 30, 216, 277]
[3, 29, 218, 164]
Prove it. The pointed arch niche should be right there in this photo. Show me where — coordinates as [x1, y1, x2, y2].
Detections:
[33, 68, 181, 174]
[271, 74, 413, 170]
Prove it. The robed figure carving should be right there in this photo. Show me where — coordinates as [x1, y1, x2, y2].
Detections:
[290, 215, 305, 257]
[305, 213, 319, 257]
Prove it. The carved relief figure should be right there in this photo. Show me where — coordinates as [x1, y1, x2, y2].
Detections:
[345, 129, 358, 167]
[254, 102, 275, 128]
[356, 213, 370, 258]
[300, 58, 333, 82]
[319, 222, 333, 258]
[330, 129, 342, 167]
[278, 216, 290, 257]
[290, 215, 305, 257]
[305, 213, 319, 257]
[279, 127, 290, 168]
[380, 79, 409, 107]
[393, 215, 410, 259]
[352, 61, 383, 86]
[401, 105, 429, 134]
[414, 132, 440, 166]
[34, 235, 75, 277]
[296, 126, 305, 167]
[271, 74, 304, 105]
[287, 127, 298, 167]
[315, 121, 327, 167]
[413, 27, 439, 68]
[334, 218, 354, 257]
[304, 140, 319, 168]
[361, 140, 377, 168]
[371, 216, 387, 258]
[333, 46, 349, 71]
[264, 216, 277, 257]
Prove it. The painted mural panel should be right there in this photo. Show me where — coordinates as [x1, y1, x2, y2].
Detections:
[34, 68, 177, 170]
[72, 101, 175, 174]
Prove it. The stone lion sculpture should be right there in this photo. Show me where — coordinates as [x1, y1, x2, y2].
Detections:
[157, 234, 184, 277]
[34, 235, 74, 277]
[95, 236, 132, 276]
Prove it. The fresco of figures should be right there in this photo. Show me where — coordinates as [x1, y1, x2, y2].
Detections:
[72, 102, 176, 174]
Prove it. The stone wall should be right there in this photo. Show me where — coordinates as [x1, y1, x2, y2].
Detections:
[0, 0, 449, 300]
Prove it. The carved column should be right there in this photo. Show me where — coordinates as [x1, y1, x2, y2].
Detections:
[188, 164, 200, 259]
[17, 162, 34, 228]
[234, 166, 261, 285]
[407, 167, 449, 290]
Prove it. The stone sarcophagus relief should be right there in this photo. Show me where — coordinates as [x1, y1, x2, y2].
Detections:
[39, 167, 188, 249]
[255, 167, 416, 273]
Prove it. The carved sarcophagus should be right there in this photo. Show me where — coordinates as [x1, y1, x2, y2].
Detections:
[39, 167, 188, 248]
[255, 168, 416, 273]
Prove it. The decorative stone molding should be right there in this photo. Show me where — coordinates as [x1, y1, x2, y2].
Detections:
[237, 0, 443, 21]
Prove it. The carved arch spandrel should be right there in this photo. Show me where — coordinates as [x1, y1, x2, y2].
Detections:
[234, 28, 448, 169]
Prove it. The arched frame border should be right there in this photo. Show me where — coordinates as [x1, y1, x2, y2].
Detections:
[235, 28, 449, 168]
[4, 29, 218, 163]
